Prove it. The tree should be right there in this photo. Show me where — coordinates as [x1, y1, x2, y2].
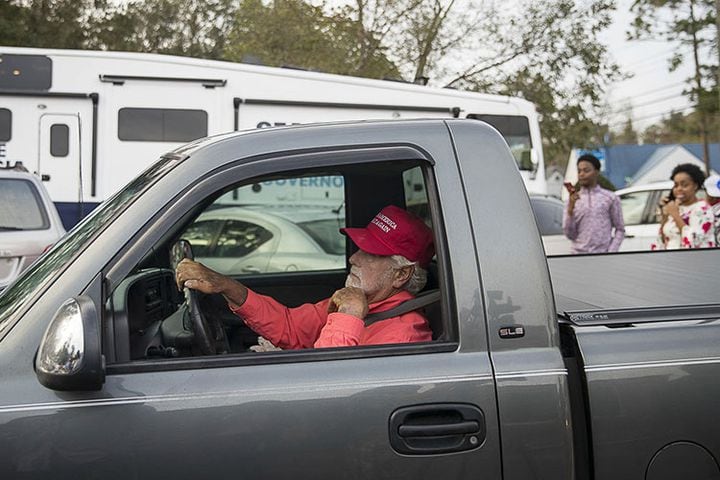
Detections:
[0, 1, 30, 46]
[629, 0, 717, 173]
[642, 109, 720, 143]
[338, 0, 619, 169]
[222, 0, 400, 78]
[330, 0, 425, 78]
[87, 0, 236, 59]
[0, 0, 102, 48]
[336, 0, 486, 83]
[389, 0, 468, 82]
[494, 68, 611, 169]
[614, 118, 639, 144]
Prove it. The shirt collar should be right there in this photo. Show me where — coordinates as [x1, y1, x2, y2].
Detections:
[582, 184, 602, 192]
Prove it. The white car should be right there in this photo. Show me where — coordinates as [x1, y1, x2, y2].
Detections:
[0, 169, 66, 290]
[614, 181, 713, 250]
[615, 181, 687, 251]
[182, 206, 346, 275]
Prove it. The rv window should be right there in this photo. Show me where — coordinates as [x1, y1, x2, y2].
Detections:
[467, 114, 533, 170]
[0, 54, 52, 91]
[118, 108, 208, 142]
[0, 109, 10, 142]
[50, 124, 69, 157]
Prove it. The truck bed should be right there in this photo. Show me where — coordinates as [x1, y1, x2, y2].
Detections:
[548, 249, 718, 317]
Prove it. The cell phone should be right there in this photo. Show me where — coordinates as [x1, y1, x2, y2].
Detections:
[563, 182, 575, 194]
[659, 190, 675, 206]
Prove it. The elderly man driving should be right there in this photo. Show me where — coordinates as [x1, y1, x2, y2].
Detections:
[175, 205, 435, 349]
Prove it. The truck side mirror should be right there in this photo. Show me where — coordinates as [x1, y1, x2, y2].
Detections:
[35, 296, 105, 391]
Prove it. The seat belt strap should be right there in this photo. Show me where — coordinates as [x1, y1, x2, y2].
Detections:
[363, 290, 441, 326]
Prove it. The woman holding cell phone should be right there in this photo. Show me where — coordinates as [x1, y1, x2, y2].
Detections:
[651, 163, 715, 250]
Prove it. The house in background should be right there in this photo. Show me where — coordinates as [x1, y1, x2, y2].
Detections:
[564, 143, 720, 199]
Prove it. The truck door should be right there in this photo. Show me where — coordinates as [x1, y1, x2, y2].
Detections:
[0, 124, 503, 480]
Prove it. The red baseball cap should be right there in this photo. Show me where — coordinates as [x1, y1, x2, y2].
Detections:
[341, 205, 435, 267]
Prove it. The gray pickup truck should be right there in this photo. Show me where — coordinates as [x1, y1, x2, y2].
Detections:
[0, 120, 718, 480]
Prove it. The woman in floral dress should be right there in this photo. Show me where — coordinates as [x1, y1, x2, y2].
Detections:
[652, 163, 715, 250]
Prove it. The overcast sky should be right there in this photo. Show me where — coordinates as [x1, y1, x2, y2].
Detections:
[601, 0, 700, 132]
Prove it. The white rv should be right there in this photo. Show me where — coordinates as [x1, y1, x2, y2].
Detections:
[0, 47, 546, 228]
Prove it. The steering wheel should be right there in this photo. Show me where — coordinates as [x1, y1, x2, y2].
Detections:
[171, 240, 227, 355]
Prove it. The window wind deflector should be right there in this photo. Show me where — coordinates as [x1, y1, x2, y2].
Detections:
[564, 303, 720, 326]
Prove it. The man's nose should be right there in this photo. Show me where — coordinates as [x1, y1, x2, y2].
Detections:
[349, 251, 359, 265]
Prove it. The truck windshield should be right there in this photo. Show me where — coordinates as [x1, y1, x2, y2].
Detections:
[467, 114, 533, 171]
[0, 156, 179, 340]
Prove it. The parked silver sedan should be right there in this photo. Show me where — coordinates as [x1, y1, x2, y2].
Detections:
[181, 205, 346, 274]
[0, 170, 65, 290]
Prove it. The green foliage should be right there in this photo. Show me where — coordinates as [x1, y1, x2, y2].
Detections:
[627, 0, 719, 147]
[613, 118, 639, 144]
[448, 0, 619, 170]
[642, 110, 720, 143]
[0, 1, 29, 46]
[87, 0, 236, 59]
[224, 0, 400, 78]
[0, 0, 100, 48]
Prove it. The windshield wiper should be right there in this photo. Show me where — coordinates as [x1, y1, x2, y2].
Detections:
[0, 226, 24, 231]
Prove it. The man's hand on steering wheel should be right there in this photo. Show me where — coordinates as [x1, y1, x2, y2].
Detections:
[175, 259, 249, 309]
[175, 258, 239, 355]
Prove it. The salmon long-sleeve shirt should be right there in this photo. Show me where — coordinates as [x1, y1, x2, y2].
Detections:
[231, 289, 432, 349]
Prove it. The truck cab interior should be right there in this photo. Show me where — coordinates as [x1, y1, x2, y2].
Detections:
[105, 159, 452, 365]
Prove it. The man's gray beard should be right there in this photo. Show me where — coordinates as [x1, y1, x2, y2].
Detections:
[345, 273, 361, 289]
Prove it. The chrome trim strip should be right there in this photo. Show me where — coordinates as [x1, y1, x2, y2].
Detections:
[0, 373, 494, 413]
[586, 356, 720, 372]
[496, 369, 568, 379]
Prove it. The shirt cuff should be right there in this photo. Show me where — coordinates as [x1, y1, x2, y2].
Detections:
[229, 289, 260, 317]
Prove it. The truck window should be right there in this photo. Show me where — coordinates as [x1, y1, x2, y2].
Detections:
[106, 159, 452, 366]
[118, 108, 208, 142]
[467, 114, 533, 170]
[0, 108, 10, 142]
[182, 175, 346, 275]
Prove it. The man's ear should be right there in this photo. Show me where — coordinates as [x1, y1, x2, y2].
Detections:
[392, 265, 414, 289]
